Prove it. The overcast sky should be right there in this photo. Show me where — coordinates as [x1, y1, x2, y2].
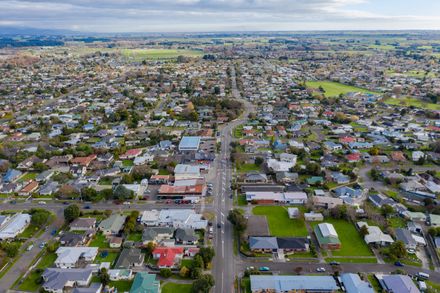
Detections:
[1, 0, 440, 33]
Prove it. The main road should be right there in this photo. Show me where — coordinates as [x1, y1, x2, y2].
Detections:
[212, 64, 254, 293]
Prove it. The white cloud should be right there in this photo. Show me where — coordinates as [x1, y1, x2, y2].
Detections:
[0, 0, 439, 32]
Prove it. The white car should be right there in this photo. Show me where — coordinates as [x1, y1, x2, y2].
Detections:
[38, 201, 47, 205]
[316, 267, 326, 272]
[123, 201, 131, 205]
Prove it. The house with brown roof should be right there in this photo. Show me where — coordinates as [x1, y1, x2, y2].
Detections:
[19, 180, 39, 196]
[70, 218, 96, 231]
[71, 154, 97, 167]
[391, 151, 406, 162]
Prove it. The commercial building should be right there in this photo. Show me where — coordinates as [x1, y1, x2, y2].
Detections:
[250, 275, 339, 292]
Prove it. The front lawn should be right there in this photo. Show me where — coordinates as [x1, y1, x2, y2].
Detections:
[325, 257, 377, 264]
[162, 282, 192, 293]
[19, 224, 40, 238]
[252, 206, 308, 237]
[312, 218, 373, 257]
[89, 232, 109, 248]
[237, 163, 260, 173]
[18, 173, 37, 182]
[181, 259, 193, 268]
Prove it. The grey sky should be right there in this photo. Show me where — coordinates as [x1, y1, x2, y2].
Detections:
[0, 0, 439, 32]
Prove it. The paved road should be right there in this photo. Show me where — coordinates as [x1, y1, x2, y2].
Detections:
[0, 209, 64, 292]
[212, 64, 255, 293]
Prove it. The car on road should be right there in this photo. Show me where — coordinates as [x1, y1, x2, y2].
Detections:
[316, 267, 326, 272]
[217, 223, 222, 228]
[51, 229, 57, 236]
[329, 261, 340, 265]
[394, 261, 404, 267]
[27, 244, 34, 251]
[63, 201, 69, 205]
[84, 205, 91, 209]
[9, 200, 16, 204]
[259, 266, 270, 272]
[39, 242, 46, 249]
[247, 266, 255, 271]
[123, 201, 131, 205]
[38, 201, 47, 205]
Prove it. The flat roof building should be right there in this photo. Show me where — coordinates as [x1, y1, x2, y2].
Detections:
[178, 136, 201, 151]
[250, 275, 339, 292]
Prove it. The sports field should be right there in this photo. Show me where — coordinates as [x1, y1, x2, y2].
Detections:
[384, 97, 440, 111]
[122, 49, 203, 61]
[306, 81, 379, 97]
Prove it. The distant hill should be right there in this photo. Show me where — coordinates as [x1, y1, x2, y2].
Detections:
[0, 26, 77, 36]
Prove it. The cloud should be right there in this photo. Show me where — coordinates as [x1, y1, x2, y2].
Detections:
[0, 0, 439, 32]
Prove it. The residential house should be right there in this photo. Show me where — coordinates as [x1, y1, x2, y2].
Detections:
[357, 222, 394, 246]
[249, 236, 309, 253]
[250, 275, 339, 293]
[243, 172, 268, 184]
[98, 214, 126, 235]
[174, 228, 198, 245]
[313, 196, 343, 209]
[0, 213, 31, 240]
[42, 268, 94, 293]
[129, 272, 160, 293]
[152, 247, 184, 268]
[380, 275, 420, 293]
[70, 218, 96, 231]
[142, 227, 175, 245]
[55, 247, 99, 268]
[340, 273, 374, 293]
[115, 248, 145, 269]
[395, 228, 417, 251]
[314, 223, 341, 250]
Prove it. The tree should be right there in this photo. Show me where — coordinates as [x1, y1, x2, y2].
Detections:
[193, 255, 204, 269]
[113, 185, 134, 201]
[31, 210, 50, 228]
[64, 204, 80, 223]
[98, 268, 110, 286]
[192, 274, 215, 293]
[180, 266, 190, 278]
[81, 187, 98, 202]
[359, 225, 369, 237]
[388, 241, 407, 260]
[190, 267, 202, 279]
[369, 147, 380, 156]
[227, 209, 247, 234]
[294, 266, 303, 275]
[254, 157, 264, 166]
[197, 247, 215, 269]
[1, 241, 21, 257]
[381, 204, 394, 217]
[159, 268, 172, 278]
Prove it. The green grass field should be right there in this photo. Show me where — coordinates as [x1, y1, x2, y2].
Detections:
[122, 49, 203, 61]
[162, 282, 192, 293]
[384, 97, 440, 111]
[236, 163, 261, 173]
[95, 251, 119, 265]
[89, 233, 109, 248]
[18, 172, 37, 182]
[127, 232, 142, 242]
[313, 219, 373, 257]
[325, 257, 377, 263]
[306, 81, 378, 97]
[109, 280, 133, 292]
[252, 206, 308, 237]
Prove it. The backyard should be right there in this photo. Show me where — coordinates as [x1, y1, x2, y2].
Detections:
[252, 206, 308, 237]
[89, 232, 109, 248]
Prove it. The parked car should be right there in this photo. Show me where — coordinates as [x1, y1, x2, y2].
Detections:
[84, 205, 91, 209]
[329, 261, 340, 266]
[217, 223, 222, 228]
[259, 266, 270, 272]
[38, 201, 47, 205]
[394, 261, 404, 267]
[316, 267, 326, 272]
[27, 244, 34, 251]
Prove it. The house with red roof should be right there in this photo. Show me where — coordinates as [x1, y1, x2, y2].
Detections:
[339, 136, 356, 144]
[120, 149, 143, 160]
[71, 154, 97, 167]
[152, 247, 184, 268]
[346, 153, 361, 163]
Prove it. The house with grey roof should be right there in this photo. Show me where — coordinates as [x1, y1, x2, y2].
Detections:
[341, 273, 374, 293]
[395, 228, 417, 251]
[250, 275, 339, 292]
[380, 275, 420, 293]
[98, 214, 126, 235]
[142, 227, 174, 245]
[115, 248, 144, 269]
[174, 228, 198, 245]
[42, 268, 94, 293]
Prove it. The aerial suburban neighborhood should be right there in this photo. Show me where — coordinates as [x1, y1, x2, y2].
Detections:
[1, 18, 440, 293]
